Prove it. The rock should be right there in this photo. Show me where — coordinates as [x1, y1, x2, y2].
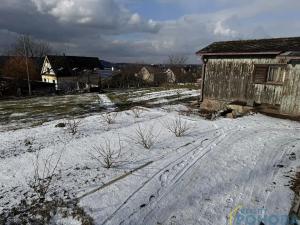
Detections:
[55, 123, 66, 128]
[226, 112, 235, 119]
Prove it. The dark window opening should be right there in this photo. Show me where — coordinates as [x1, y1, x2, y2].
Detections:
[253, 65, 268, 84]
[253, 64, 285, 85]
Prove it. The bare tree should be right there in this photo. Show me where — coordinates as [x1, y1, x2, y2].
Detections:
[89, 136, 123, 169]
[164, 116, 191, 137]
[3, 56, 39, 80]
[168, 54, 189, 65]
[12, 35, 52, 58]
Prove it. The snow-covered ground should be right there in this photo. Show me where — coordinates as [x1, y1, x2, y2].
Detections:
[0, 87, 199, 132]
[128, 88, 200, 105]
[1, 100, 299, 225]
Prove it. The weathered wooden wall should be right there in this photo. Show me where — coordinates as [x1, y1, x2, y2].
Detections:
[281, 65, 300, 114]
[204, 57, 300, 115]
[204, 57, 276, 102]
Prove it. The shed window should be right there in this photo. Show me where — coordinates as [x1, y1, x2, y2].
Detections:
[267, 66, 285, 84]
[253, 65, 268, 83]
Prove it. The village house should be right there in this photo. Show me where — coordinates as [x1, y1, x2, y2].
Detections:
[137, 66, 167, 85]
[197, 37, 300, 117]
[41, 55, 101, 91]
[165, 67, 181, 83]
[165, 65, 201, 83]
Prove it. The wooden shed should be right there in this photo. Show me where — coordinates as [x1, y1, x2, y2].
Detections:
[197, 37, 300, 116]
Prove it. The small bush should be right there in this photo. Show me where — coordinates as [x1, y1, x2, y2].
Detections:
[89, 136, 123, 169]
[28, 150, 63, 202]
[131, 107, 144, 118]
[133, 124, 158, 149]
[1, 198, 94, 225]
[66, 118, 81, 135]
[164, 116, 190, 137]
[101, 112, 118, 125]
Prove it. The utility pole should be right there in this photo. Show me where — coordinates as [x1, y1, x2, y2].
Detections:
[23, 36, 32, 96]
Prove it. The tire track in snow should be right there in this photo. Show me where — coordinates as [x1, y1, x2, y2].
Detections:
[103, 126, 237, 225]
[140, 128, 299, 225]
[101, 128, 225, 225]
[237, 136, 300, 221]
[138, 128, 240, 225]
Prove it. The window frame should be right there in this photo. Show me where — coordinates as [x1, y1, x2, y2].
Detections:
[266, 65, 286, 85]
[253, 64, 286, 85]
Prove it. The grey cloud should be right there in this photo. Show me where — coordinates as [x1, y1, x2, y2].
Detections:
[0, 0, 299, 64]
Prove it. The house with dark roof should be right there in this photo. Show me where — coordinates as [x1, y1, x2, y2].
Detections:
[197, 37, 300, 117]
[41, 55, 101, 91]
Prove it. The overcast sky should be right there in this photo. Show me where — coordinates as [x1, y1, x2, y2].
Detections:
[0, 0, 300, 63]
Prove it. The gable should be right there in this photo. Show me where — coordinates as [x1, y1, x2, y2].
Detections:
[41, 56, 56, 76]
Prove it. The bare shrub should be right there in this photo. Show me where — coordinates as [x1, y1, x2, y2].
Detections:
[132, 124, 159, 149]
[131, 107, 144, 118]
[101, 112, 118, 125]
[66, 118, 81, 135]
[164, 116, 191, 137]
[176, 90, 181, 101]
[28, 149, 63, 202]
[89, 136, 123, 169]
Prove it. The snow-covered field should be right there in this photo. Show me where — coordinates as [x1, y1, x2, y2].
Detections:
[107, 87, 200, 107]
[128, 88, 200, 105]
[0, 87, 199, 132]
[1, 94, 299, 224]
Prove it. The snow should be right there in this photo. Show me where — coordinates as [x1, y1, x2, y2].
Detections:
[0, 101, 299, 225]
[50, 214, 82, 225]
[98, 94, 116, 112]
[128, 88, 200, 103]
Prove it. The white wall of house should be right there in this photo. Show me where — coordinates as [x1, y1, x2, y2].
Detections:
[165, 69, 176, 83]
[140, 67, 154, 82]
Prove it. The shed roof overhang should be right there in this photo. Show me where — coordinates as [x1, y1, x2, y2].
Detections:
[196, 51, 281, 57]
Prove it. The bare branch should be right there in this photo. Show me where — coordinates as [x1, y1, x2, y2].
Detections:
[66, 117, 81, 135]
[12, 35, 52, 58]
[28, 148, 63, 202]
[89, 135, 123, 169]
[132, 124, 159, 149]
[131, 107, 144, 118]
[163, 116, 191, 137]
[100, 112, 118, 125]
[167, 54, 188, 65]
